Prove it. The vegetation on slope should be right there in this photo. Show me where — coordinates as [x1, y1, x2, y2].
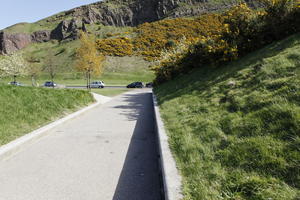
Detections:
[0, 1, 267, 84]
[95, 14, 225, 61]
[0, 85, 93, 146]
[7, 40, 154, 85]
[155, 33, 300, 199]
[153, 1, 300, 84]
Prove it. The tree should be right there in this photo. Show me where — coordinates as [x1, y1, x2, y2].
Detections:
[0, 53, 28, 82]
[43, 50, 59, 88]
[75, 31, 105, 90]
[26, 56, 41, 87]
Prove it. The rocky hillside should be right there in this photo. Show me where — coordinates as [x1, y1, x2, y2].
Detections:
[58, 0, 245, 26]
[0, 0, 259, 54]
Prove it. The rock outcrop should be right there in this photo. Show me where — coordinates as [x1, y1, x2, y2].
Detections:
[60, 0, 203, 26]
[58, 0, 259, 27]
[0, 30, 54, 54]
[31, 30, 51, 43]
[50, 19, 86, 41]
[0, 32, 32, 54]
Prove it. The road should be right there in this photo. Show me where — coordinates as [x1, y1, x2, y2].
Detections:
[0, 89, 162, 200]
[66, 85, 126, 89]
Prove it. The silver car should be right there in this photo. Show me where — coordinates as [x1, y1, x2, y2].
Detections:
[89, 81, 105, 88]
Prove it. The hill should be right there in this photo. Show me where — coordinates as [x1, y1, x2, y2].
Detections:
[0, 85, 93, 146]
[154, 33, 300, 199]
[0, 0, 260, 84]
[1, 0, 255, 54]
[1, 0, 247, 85]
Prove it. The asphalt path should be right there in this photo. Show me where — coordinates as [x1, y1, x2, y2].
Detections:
[0, 89, 162, 200]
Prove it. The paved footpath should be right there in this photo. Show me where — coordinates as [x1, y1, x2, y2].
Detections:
[0, 89, 162, 200]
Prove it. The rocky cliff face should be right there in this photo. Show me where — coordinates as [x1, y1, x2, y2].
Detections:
[0, 32, 32, 54]
[60, 0, 238, 26]
[0, 30, 55, 54]
[50, 19, 86, 40]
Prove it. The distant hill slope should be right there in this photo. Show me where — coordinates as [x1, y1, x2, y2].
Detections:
[155, 33, 300, 199]
[0, 11, 230, 79]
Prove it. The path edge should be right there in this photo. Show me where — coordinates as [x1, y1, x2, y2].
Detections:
[0, 93, 111, 161]
[152, 92, 183, 200]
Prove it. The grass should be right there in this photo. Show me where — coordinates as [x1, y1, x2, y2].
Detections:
[155, 33, 300, 199]
[0, 70, 154, 86]
[0, 40, 154, 86]
[91, 88, 131, 97]
[0, 85, 94, 146]
[0, 68, 154, 87]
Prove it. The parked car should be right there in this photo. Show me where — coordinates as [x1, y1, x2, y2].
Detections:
[89, 81, 105, 88]
[44, 81, 57, 87]
[8, 81, 23, 86]
[146, 82, 153, 88]
[127, 82, 144, 88]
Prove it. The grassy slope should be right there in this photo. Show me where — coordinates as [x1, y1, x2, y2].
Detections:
[0, 0, 245, 85]
[0, 39, 154, 86]
[155, 34, 300, 199]
[0, 85, 94, 146]
[2, 12, 153, 85]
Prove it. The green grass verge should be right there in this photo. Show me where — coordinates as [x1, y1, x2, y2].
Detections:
[0, 70, 154, 87]
[155, 33, 300, 199]
[0, 85, 94, 146]
[91, 88, 131, 97]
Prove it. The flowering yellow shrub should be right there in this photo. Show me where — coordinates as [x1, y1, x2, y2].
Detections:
[133, 14, 225, 60]
[152, 0, 300, 84]
[93, 0, 300, 84]
[95, 14, 225, 60]
[96, 37, 133, 56]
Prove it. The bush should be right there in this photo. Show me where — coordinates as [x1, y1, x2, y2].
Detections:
[96, 37, 133, 56]
[152, 0, 300, 85]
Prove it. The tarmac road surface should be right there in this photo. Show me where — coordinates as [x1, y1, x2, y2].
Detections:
[0, 89, 162, 200]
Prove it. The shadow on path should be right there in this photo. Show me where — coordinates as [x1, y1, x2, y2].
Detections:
[112, 92, 163, 200]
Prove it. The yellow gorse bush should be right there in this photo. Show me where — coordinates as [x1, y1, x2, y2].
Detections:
[96, 37, 134, 57]
[95, 14, 225, 61]
[152, 0, 300, 84]
[92, 0, 299, 84]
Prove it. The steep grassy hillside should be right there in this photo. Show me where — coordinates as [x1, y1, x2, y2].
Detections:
[155, 34, 300, 199]
[0, 85, 94, 146]
[0, 0, 258, 85]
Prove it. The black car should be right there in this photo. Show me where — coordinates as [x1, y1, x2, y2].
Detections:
[146, 82, 153, 88]
[44, 81, 57, 87]
[127, 82, 144, 88]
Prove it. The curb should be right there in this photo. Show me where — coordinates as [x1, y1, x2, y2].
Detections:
[152, 92, 183, 200]
[0, 93, 111, 161]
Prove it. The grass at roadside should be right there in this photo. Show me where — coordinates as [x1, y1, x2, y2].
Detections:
[0, 70, 154, 87]
[155, 34, 300, 199]
[0, 85, 94, 146]
[91, 88, 131, 97]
